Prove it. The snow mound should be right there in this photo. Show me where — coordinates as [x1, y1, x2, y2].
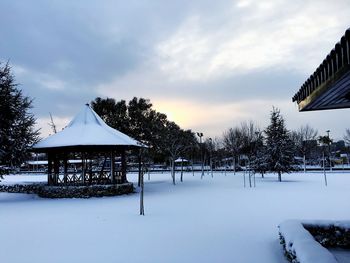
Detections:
[279, 220, 337, 263]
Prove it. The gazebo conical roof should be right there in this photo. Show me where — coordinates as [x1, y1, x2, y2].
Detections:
[33, 104, 143, 151]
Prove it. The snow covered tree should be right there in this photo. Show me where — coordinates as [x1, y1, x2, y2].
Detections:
[0, 62, 39, 168]
[264, 107, 294, 182]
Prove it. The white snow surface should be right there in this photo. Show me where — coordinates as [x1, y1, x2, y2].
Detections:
[279, 220, 337, 263]
[1, 171, 350, 263]
[33, 104, 141, 149]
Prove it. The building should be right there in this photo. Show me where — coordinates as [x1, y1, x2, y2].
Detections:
[292, 28, 350, 111]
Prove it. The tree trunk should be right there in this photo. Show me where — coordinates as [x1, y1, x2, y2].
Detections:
[233, 154, 236, 175]
[248, 171, 252, 187]
[180, 159, 183, 182]
[121, 150, 127, 183]
[171, 159, 176, 185]
[201, 154, 205, 179]
[243, 170, 246, 188]
[140, 163, 145, 216]
[192, 156, 194, 176]
[248, 159, 252, 187]
[138, 154, 141, 187]
[224, 159, 227, 176]
[278, 171, 282, 182]
[303, 154, 306, 174]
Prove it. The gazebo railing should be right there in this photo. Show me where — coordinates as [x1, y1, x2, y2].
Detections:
[49, 170, 124, 186]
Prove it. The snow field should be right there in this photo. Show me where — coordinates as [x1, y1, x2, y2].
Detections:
[1, 171, 350, 263]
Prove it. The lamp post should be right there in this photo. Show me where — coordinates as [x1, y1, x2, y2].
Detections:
[196, 132, 204, 179]
[253, 131, 260, 187]
[326, 130, 332, 172]
[209, 138, 213, 178]
[319, 135, 328, 187]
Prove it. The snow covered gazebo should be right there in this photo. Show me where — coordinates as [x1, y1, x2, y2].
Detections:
[32, 104, 143, 186]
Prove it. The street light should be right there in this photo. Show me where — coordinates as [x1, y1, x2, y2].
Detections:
[209, 138, 213, 177]
[253, 131, 261, 187]
[196, 132, 204, 178]
[326, 130, 332, 172]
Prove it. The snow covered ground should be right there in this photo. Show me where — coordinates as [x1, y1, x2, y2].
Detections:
[1, 171, 350, 263]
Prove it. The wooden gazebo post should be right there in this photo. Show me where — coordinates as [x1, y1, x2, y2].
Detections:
[121, 148, 127, 183]
[110, 150, 115, 184]
[63, 154, 68, 185]
[81, 152, 86, 184]
[48, 152, 53, 185]
[53, 153, 59, 185]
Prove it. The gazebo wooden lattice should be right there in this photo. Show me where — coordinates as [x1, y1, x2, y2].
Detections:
[32, 104, 144, 186]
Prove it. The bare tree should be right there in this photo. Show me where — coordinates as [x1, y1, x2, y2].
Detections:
[49, 112, 57, 134]
[162, 122, 196, 185]
[240, 121, 260, 187]
[222, 127, 242, 175]
[210, 137, 222, 175]
[294, 125, 318, 173]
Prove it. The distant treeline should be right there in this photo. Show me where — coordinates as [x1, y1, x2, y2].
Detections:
[2, 61, 350, 181]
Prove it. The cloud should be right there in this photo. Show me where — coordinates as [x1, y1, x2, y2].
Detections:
[1, 0, 350, 140]
[155, 0, 348, 81]
[35, 116, 72, 139]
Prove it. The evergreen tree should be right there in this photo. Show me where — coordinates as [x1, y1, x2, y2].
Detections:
[0, 62, 39, 168]
[264, 107, 294, 181]
[91, 96, 197, 165]
[91, 97, 130, 134]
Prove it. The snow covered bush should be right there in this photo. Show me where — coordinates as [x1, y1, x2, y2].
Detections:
[303, 221, 350, 248]
[0, 183, 134, 198]
[278, 220, 350, 263]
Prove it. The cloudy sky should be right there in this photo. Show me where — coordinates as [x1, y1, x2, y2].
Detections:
[1, 0, 350, 140]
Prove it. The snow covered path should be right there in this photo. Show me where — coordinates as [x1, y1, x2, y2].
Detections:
[1, 172, 350, 263]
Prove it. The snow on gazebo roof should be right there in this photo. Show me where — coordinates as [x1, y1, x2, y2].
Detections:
[33, 104, 143, 150]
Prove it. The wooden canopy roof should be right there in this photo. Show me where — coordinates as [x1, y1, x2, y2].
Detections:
[292, 28, 350, 111]
[32, 104, 143, 152]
